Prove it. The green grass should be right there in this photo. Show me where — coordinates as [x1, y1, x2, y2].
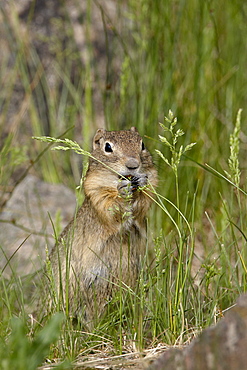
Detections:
[0, 0, 247, 368]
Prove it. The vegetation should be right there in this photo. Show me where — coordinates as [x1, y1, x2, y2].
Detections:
[0, 0, 246, 368]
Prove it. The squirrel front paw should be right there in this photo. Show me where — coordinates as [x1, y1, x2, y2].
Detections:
[117, 174, 148, 196]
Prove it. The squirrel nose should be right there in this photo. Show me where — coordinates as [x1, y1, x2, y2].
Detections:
[125, 157, 140, 170]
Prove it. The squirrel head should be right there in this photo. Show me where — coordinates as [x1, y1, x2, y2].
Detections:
[90, 127, 154, 178]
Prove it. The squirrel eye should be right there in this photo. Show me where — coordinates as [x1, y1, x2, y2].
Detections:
[105, 142, 113, 153]
[141, 141, 145, 151]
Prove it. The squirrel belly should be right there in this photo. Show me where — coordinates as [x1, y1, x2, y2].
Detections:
[42, 127, 158, 323]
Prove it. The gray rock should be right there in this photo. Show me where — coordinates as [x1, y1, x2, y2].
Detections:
[148, 294, 247, 370]
[0, 175, 76, 278]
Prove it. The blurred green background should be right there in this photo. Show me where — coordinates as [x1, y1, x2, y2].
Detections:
[0, 0, 247, 362]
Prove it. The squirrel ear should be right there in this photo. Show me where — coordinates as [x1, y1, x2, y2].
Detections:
[93, 128, 105, 150]
[130, 126, 138, 133]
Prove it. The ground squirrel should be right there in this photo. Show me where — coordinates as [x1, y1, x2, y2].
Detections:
[43, 127, 157, 324]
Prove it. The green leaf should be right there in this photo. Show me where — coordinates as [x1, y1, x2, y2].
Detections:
[52, 145, 71, 151]
[184, 142, 196, 152]
[176, 129, 184, 137]
[158, 135, 172, 147]
[155, 149, 171, 167]
[170, 117, 177, 127]
[159, 122, 169, 131]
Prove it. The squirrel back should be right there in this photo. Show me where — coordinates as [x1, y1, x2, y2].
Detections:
[45, 127, 158, 323]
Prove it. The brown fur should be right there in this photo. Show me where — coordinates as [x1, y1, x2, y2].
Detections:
[44, 127, 157, 323]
